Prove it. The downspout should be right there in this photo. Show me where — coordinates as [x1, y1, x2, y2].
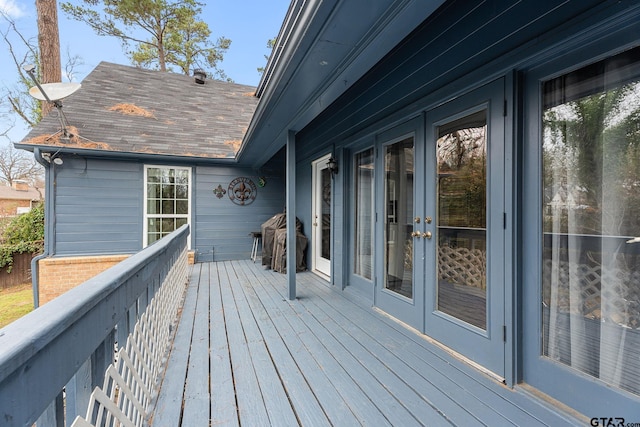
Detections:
[31, 147, 55, 308]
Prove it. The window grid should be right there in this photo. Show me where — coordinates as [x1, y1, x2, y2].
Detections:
[144, 166, 191, 246]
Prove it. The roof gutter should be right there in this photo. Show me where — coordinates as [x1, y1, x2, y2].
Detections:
[30, 147, 55, 308]
[14, 143, 241, 166]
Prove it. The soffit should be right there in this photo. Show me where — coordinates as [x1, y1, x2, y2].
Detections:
[239, 0, 446, 168]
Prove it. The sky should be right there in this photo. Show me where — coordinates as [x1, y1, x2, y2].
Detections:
[0, 0, 291, 145]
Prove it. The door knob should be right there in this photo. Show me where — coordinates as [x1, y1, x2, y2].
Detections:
[423, 231, 432, 239]
[425, 216, 432, 224]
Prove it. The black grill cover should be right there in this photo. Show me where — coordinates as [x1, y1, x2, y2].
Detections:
[261, 213, 303, 268]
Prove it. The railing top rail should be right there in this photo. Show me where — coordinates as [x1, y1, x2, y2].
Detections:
[0, 224, 189, 425]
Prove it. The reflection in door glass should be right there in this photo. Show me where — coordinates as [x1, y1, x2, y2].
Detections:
[436, 111, 487, 329]
[354, 148, 374, 279]
[384, 137, 414, 298]
[541, 47, 640, 396]
[321, 167, 331, 260]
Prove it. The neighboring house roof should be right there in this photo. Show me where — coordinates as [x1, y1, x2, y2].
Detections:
[0, 184, 42, 201]
[18, 62, 258, 160]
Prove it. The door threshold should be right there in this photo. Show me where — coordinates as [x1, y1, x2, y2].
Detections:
[422, 333, 506, 384]
[312, 269, 330, 282]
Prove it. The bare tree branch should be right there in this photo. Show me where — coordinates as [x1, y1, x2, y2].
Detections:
[0, 145, 44, 186]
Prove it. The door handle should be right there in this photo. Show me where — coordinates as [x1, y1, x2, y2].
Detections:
[411, 231, 421, 238]
[422, 231, 432, 239]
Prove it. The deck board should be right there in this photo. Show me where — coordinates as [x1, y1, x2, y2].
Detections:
[232, 261, 332, 427]
[321, 278, 582, 426]
[248, 267, 394, 427]
[152, 260, 584, 427]
[234, 261, 361, 426]
[294, 273, 503, 426]
[218, 261, 271, 426]
[227, 261, 299, 426]
[152, 264, 201, 427]
[181, 263, 211, 427]
[210, 262, 240, 427]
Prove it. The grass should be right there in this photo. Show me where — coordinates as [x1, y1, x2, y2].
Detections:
[0, 284, 34, 329]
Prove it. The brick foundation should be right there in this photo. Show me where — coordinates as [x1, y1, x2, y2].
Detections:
[38, 254, 131, 305]
[37, 251, 196, 305]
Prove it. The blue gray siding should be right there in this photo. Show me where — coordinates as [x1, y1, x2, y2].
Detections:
[194, 165, 285, 262]
[53, 156, 285, 261]
[54, 158, 142, 256]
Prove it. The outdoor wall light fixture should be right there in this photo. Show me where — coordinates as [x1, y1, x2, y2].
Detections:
[41, 152, 63, 165]
[327, 155, 338, 177]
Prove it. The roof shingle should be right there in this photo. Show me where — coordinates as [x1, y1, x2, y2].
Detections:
[20, 62, 258, 159]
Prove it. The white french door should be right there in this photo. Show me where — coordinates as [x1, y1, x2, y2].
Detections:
[312, 154, 332, 277]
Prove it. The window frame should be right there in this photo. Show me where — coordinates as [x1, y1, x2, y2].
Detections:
[143, 165, 192, 248]
[521, 44, 640, 417]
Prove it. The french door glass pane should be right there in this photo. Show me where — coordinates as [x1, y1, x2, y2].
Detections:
[354, 148, 374, 279]
[436, 111, 487, 329]
[384, 137, 414, 298]
[321, 167, 331, 260]
[542, 46, 640, 396]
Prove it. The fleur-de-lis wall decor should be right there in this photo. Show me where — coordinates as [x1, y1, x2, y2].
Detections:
[213, 184, 226, 199]
[228, 177, 257, 205]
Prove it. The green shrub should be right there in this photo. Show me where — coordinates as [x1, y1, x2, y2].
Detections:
[0, 203, 44, 272]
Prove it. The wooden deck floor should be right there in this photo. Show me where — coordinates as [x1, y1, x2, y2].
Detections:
[150, 260, 584, 426]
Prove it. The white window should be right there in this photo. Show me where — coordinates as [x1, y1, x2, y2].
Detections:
[144, 165, 191, 246]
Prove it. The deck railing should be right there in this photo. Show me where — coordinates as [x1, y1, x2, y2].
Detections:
[0, 225, 189, 427]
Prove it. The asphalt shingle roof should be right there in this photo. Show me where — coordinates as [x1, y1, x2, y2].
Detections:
[0, 185, 42, 201]
[20, 62, 258, 159]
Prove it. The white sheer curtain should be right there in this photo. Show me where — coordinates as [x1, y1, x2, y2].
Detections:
[542, 56, 640, 396]
[354, 149, 374, 279]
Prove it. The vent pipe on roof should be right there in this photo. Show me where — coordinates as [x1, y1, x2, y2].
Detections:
[194, 69, 207, 84]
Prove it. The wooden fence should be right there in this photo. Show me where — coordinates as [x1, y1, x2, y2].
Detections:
[0, 252, 35, 290]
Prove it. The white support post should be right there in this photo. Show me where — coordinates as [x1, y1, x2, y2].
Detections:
[287, 130, 297, 300]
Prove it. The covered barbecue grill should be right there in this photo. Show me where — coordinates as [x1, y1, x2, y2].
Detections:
[261, 212, 307, 272]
